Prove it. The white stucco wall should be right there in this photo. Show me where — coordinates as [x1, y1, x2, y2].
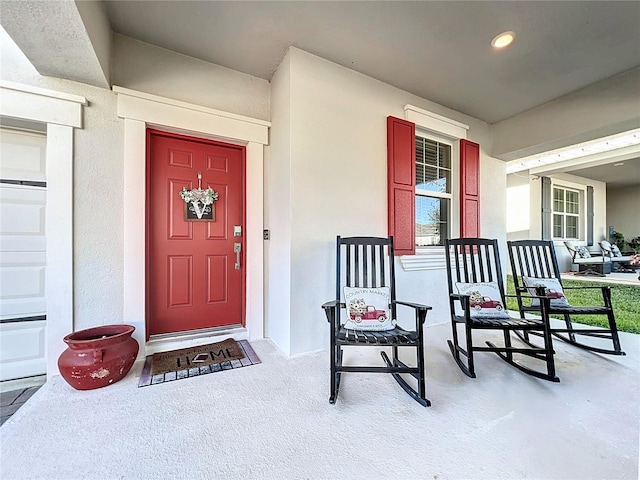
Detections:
[606, 185, 640, 244]
[1, 27, 124, 336]
[506, 172, 531, 241]
[112, 34, 270, 122]
[265, 50, 292, 353]
[269, 48, 504, 356]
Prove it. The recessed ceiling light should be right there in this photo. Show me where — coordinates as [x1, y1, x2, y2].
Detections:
[614, 162, 625, 166]
[491, 31, 516, 49]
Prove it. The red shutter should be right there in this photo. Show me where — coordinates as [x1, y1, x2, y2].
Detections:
[387, 116, 415, 255]
[460, 139, 480, 238]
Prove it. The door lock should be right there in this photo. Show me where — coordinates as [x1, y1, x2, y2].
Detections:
[234, 243, 242, 270]
[234, 225, 242, 237]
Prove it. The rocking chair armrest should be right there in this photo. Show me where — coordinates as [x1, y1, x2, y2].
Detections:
[562, 285, 613, 291]
[504, 293, 544, 300]
[449, 293, 471, 310]
[562, 285, 613, 303]
[394, 300, 433, 312]
[533, 296, 552, 321]
[512, 288, 529, 297]
[395, 300, 431, 327]
[322, 300, 346, 311]
[506, 292, 556, 305]
[322, 300, 340, 310]
[512, 291, 552, 315]
[322, 300, 345, 328]
[448, 293, 474, 321]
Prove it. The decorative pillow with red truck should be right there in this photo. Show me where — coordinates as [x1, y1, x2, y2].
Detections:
[343, 286, 394, 331]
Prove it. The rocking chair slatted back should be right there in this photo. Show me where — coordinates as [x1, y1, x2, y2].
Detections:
[508, 240, 560, 308]
[509, 240, 559, 281]
[337, 236, 396, 312]
[447, 238, 504, 296]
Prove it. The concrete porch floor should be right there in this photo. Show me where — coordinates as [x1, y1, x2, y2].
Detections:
[0, 321, 638, 480]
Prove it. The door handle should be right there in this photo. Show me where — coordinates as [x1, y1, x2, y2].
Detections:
[234, 243, 242, 270]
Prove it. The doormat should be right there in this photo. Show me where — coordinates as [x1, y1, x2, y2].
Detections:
[138, 339, 261, 387]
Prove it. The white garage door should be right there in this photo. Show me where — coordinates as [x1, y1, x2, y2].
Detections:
[0, 128, 47, 381]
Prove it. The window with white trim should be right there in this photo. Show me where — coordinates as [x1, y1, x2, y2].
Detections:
[552, 186, 580, 239]
[392, 105, 470, 271]
[415, 135, 452, 246]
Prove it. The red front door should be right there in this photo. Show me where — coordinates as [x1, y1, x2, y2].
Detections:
[147, 130, 245, 335]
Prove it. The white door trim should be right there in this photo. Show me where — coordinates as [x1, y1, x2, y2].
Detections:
[0, 81, 86, 377]
[115, 87, 270, 354]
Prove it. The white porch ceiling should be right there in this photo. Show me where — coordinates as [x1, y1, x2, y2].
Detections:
[1, 1, 639, 185]
[102, 0, 640, 124]
[566, 157, 640, 189]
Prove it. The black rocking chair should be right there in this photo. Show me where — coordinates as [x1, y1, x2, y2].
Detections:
[322, 236, 432, 406]
[445, 238, 558, 382]
[507, 239, 625, 356]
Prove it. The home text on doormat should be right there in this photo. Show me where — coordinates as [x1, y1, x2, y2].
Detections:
[138, 338, 261, 387]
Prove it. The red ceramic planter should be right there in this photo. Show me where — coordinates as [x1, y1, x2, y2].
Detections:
[58, 324, 139, 390]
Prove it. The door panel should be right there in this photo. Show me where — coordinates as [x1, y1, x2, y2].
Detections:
[205, 184, 227, 238]
[0, 185, 46, 321]
[0, 129, 46, 183]
[168, 256, 193, 308]
[206, 255, 227, 303]
[0, 128, 47, 381]
[148, 131, 245, 335]
[0, 320, 46, 381]
[168, 179, 192, 239]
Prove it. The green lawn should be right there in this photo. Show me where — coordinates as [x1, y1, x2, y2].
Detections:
[506, 276, 640, 334]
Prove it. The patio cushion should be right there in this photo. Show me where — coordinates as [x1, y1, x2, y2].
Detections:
[455, 281, 509, 319]
[573, 256, 609, 265]
[611, 244, 622, 257]
[343, 286, 394, 331]
[522, 277, 570, 307]
[575, 246, 591, 258]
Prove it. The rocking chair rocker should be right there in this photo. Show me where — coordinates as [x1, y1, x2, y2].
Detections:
[322, 236, 432, 406]
[507, 239, 625, 356]
[445, 238, 558, 382]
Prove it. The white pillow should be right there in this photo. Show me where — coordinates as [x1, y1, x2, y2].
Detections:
[455, 282, 509, 319]
[575, 246, 591, 258]
[522, 277, 570, 307]
[343, 286, 394, 331]
[611, 245, 622, 257]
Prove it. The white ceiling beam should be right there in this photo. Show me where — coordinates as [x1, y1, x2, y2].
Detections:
[492, 68, 640, 161]
[529, 144, 640, 176]
[0, 0, 111, 89]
